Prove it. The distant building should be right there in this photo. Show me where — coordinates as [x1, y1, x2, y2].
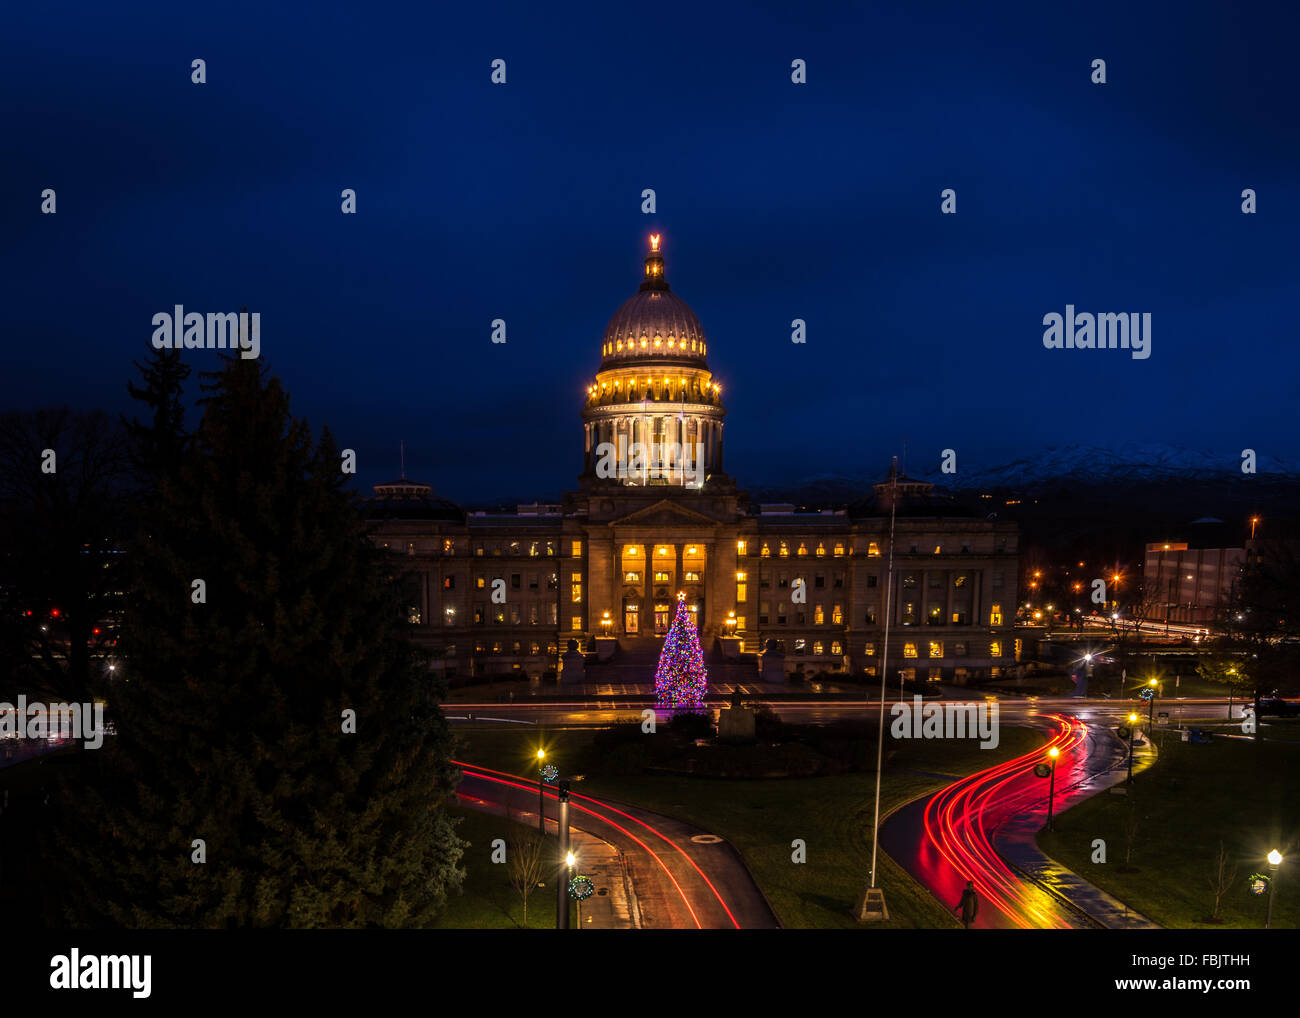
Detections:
[1145, 518, 1247, 624]
[365, 236, 1020, 684]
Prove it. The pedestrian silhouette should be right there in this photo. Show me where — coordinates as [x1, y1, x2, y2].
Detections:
[955, 880, 978, 929]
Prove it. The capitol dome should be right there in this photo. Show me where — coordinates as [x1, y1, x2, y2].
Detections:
[581, 234, 727, 488]
[598, 234, 709, 368]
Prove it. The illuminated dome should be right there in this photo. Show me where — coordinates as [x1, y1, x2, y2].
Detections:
[581, 234, 727, 489]
[599, 235, 709, 367]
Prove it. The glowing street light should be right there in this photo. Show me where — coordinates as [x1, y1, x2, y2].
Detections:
[1123, 713, 1138, 784]
[536, 748, 547, 834]
[1044, 746, 1060, 831]
[1266, 849, 1283, 929]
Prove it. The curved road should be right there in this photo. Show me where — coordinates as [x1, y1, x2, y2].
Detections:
[454, 760, 779, 929]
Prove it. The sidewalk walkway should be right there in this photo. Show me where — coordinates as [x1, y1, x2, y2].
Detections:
[995, 724, 1161, 929]
[456, 795, 640, 929]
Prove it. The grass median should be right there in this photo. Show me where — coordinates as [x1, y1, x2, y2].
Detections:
[1039, 732, 1300, 928]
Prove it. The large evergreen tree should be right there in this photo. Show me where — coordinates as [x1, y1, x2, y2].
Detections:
[51, 355, 464, 926]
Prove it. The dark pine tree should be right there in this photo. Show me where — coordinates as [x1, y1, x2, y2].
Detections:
[122, 344, 191, 493]
[50, 355, 464, 926]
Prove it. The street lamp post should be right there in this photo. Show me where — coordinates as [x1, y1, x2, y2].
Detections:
[1125, 713, 1138, 785]
[1045, 747, 1059, 831]
[1147, 678, 1158, 732]
[1266, 850, 1282, 929]
[536, 748, 546, 835]
[555, 780, 571, 930]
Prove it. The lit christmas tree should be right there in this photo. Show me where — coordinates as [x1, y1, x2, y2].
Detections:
[654, 592, 708, 709]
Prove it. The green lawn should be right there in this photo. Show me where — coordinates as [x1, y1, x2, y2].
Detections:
[1039, 735, 1300, 928]
[453, 724, 1042, 928]
[433, 806, 570, 929]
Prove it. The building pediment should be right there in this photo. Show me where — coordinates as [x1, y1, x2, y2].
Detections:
[609, 498, 720, 530]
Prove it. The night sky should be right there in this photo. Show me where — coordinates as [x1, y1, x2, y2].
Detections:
[4, 1, 1297, 502]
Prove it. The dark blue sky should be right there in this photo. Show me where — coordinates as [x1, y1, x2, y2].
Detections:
[4, 1, 1297, 502]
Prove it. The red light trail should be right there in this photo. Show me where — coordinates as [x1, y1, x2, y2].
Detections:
[454, 759, 742, 929]
[920, 713, 1088, 928]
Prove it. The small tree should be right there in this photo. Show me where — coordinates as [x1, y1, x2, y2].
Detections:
[1206, 840, 1237, 923]
[507, 823, 548, 928]
[1120, 805, 1140, 872]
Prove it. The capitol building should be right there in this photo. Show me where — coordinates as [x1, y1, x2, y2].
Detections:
[366, 236, 1020, 685]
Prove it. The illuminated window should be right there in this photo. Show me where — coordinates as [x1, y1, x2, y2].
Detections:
[933, 544, 942, 554]
[549, 605, 557, 625]
[530, 642, 540, 655]
[760, 543, 771, 557]
[509, 541, 520, 555]
[571, 616, 582, 631]
[443, 575, 455, 590]
[864, 642, 876, 656]
[736, 572, 747, 603]
[735, 616, 746, 631]
[903, 642, 918, 659]
[833, 542, 845, 557]
[929, 605, 943, 624]
[443, 539, 454, 553]
[571, 572, 582, 603]
[816, 542, 826, 558]
[492, 641, 502, 654]
[779, 541, 789, 558]
[444, 606, 456, 626]
[814, 604, 825, 624]
[1015, 638, 1023, 661]
[990, 640, 1003, 658]
[954, 575, 967, 588]
[624, 571, 642, 583]
[475, 576, 485, 589]
[902, 602, 917, 625]
[529, 604, 538, 624]
[494, 609, 505, 624]
[794, 638, 806, 654]
[867, 542, 881, 557]
[529, 542, 539, 557]
[813, 641, 824, 655]
[737, 540, 747, 555]
[684, 571, 701, 582]
[797, 543, 808, 557]
[545, 542, 555, 556]
[929, 640, 943, 658]
[571, 540, 583, 558]
[654, 570, 670, 583]
[990, 604, 1003, 626]
[832, 605, 843, 624]
[831, 641, 842, 655]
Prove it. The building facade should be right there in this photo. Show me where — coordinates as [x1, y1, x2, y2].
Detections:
[365, 237, 1021, 684]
